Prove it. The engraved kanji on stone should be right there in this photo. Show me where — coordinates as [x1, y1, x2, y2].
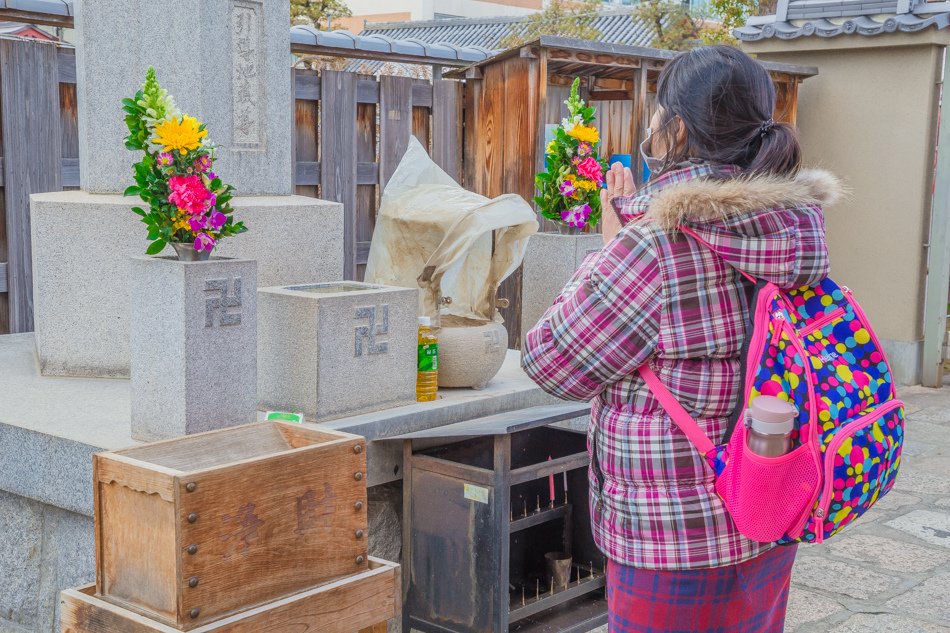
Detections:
[230, 0, 263, 148]
[205, 278, 243, 328]
[354, 305, 389, 356]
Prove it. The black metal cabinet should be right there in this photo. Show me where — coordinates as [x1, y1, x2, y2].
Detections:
[397, 404, 607, 633]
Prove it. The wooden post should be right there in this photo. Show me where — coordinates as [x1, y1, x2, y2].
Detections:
[379, 75, 413, 193]
[0, 38, 62, 333]
[355, 75, 377, 281]
[320, 70, 357, 280]
[432, 79, 462, 183]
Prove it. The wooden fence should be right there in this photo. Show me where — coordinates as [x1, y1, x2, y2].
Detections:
[0, 38, 463, 334]
[0, 40, 77, 335]
[292, 69, 462, 281]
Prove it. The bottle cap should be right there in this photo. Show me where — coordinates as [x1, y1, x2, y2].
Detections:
[418, 316, 431, 327]
[748, 396, 797, 435]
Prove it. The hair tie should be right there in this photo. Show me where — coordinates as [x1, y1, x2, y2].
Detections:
[759, 118, 775, 138]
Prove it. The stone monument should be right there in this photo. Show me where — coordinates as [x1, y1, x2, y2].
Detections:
[130, 257, 257, 441]
[520, 232, 603, 348]
[29, 0, 345, 379]
[257, 282, 418, 421]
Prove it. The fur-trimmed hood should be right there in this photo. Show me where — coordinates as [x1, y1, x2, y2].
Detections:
[622, 165, 839, 287]
[644, 168, 844, 231]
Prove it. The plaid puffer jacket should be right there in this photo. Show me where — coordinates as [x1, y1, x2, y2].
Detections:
[522, 162, 841, 569]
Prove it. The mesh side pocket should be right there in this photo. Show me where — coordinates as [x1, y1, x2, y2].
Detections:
[715, 424, 822, 543]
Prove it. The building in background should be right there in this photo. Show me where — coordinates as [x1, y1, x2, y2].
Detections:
[360, 6, 656, 49]
[336, 0, 543, 33]
[0, 21, 57, 41]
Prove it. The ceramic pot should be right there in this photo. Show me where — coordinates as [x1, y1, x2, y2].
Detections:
[437, 317, 507, 389]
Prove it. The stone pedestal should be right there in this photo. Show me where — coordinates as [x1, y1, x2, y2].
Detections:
[520, 232, 603, 346]
[30, 191, 343, 378]
[75, 0, 292, 195]
[130, 256, 257, 441]
[257, 282, 418, 422]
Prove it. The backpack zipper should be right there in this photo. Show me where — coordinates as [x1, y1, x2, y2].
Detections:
[799, 307, 846, 337]
[769, 313, 785, 347]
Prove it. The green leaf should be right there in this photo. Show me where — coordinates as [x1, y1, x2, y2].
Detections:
[123, 185, 141, 197]
[145, 239, 166, 255]
[131, 206, 147, 217]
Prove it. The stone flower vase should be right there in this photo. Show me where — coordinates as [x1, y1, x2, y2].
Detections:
[437, 316, 508, 390]
[520, 230, 603, 348]
[129, 255, 257, 441]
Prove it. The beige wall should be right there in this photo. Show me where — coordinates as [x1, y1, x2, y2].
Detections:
[335, 12, 411, 33]
[345, 0, 540, 23]
[745, 35, 945, 353]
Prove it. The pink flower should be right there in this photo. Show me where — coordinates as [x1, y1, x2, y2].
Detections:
[578, 142, 592, 156]
[157, 152, 175, 168]
[577, 156, 604, 184]
[194, 233, 215, 252]
[168, 175, 212, 215]
[561, 203, 592, 228]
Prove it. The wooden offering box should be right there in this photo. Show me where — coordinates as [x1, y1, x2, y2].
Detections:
[62, 557, 399, 633]
[93, 422, 368, 629]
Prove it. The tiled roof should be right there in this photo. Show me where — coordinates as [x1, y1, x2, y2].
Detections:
[735, 0, 950, 40]
[361, 8, 657, 50]
[290, 26, 493, 65]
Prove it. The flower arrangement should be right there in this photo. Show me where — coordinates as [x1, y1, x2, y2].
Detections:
[122, 67, 246, 257]
[533, 77, 607, 231]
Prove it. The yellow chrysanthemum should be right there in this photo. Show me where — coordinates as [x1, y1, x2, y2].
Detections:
[546, 140, 558, 155]
[171, 209, 191, 232]
[567, 125, 599, 144]
[575, 179, 598, 191]
[153, 115, 208, 155]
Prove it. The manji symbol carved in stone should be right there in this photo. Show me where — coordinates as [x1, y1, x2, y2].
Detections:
[354, 305, 390, 356]
[205, 278, 243, 328]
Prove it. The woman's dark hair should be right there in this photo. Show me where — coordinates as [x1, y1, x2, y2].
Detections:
[653, 45, 801, 177]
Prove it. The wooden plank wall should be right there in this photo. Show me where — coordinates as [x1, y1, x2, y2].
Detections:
[0, 38, 63, 334]
[292, 69, 462, 281]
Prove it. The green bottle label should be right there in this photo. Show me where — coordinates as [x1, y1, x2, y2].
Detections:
[419, 343, 438, 372]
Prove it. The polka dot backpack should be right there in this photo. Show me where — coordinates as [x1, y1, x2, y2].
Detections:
[640, 229, 905, 545]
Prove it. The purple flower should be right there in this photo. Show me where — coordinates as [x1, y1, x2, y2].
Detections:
[560, 203, 592, 228]
[188, 215, 207, 232]
[194, 233, 215, 252]
[209, 210, 226, 230]
[157, 152, 175, 168]
[559, 179, 577, 197]
[195, 154, 212, 173]
[208, 171, 217, 181]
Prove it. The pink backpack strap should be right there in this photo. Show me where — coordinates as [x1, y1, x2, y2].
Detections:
[639, 363, 715, 455]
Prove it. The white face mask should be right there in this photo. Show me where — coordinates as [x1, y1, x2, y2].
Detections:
[640, 130, 667, 178]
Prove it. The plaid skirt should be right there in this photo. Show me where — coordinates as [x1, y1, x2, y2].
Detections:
[606, 544, 797, 633]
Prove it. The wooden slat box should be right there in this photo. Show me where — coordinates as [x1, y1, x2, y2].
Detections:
[93, 422, 369, 629]
[62, 558, 399, 633]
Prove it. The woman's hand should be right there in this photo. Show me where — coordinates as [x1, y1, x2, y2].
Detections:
[600, 162, 636, 245]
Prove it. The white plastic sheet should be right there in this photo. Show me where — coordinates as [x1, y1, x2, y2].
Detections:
[365, 137, 539, 324]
